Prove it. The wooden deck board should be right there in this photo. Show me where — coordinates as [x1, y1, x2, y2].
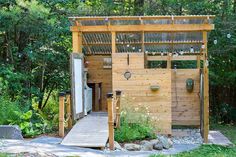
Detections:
[61, 112, 108, 148]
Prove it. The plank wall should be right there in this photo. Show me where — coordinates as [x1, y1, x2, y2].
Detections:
[112, 53, 172, 134]
[171, 69, 200, 126]
[85, 55, 112, 111]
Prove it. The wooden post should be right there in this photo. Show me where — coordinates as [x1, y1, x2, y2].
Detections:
[203, 31, 209, 143]
[95, 83, 99, 111]
[72, 25, 82, 53]
[107, 93, 114, 150]
[66, 90, 72, 129]
[115, 90, 122, 129]
[111, 32, 116, 53]
[197, 55, 201, 68]
[59, 92, 65, 137]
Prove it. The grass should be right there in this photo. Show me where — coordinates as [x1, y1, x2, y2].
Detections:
[0, 153, 9, 157]
[150, 124, 236, 157]
[151, 145, 236, 157]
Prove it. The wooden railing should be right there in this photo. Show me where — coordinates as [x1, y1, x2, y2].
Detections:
[107, 90, 122, 150]
[58, 91, 73, 137]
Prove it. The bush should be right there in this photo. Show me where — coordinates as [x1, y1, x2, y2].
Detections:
[115, 101, 156, 142]
[0, 95, 22, 125]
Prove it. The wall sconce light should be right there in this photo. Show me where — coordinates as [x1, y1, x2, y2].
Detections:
[124, 71, 132, 80]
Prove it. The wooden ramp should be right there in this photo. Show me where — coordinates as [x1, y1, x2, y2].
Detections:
[61, 112, 108, 148]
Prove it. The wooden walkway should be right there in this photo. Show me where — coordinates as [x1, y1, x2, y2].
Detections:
[61, 112, 108, 148]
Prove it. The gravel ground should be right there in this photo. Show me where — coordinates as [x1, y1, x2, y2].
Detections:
[172, 129, 203, 144]
[0, 129, 204, 157]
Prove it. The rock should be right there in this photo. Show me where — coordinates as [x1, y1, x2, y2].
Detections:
[0, 125, 23, 140]
[153, 143, 163, 150]
[141, 141, 153, 151]
[106, 141, 123, 150]
[158, 136, 172, 149]
[168, 138, 173, 148]
[114, 141, 122, 150]
[150, 139, 160, 145]
[124, 143, 141, 151]
[140, 140, 149, 145]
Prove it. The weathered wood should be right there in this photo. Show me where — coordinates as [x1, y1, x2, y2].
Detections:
[59, 92, 65, 137]
[66, 91, 72, 129]
[107, 93, 114, 150]
[71, 24, 214, 32]
[61, 112, 108, 148]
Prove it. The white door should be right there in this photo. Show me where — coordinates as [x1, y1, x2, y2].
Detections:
[71, 53, 84, 120]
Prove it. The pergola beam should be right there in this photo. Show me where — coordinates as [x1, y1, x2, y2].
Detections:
[71, 24, 214, 33]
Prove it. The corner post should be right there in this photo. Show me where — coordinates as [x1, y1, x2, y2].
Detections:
[59, 92, 65, 137]
[107, 93, 114, 150]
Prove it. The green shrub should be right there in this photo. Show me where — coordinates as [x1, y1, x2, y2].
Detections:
[115, 102, 156, 142]
[40, 91, 59, 132]
[9, 110, 48, 137]
[0, 95, 22, 125]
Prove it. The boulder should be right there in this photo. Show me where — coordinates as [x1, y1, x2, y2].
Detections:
[114, 141, 122, 150]
[0, 125, 23, 140]
[124, 143, 141, 151]
[141, 141, 153, 151]
[106, 141, 123, 150]
[140, 140, 149, 145]
[150, 139, 160, 145]
[158, 136, 172, 149]
[153, 143, 163, 150]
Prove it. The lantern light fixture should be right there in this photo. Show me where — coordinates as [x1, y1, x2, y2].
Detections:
[161, 51, 164, 56]
[227, 33, 231, 39]
[201, 43, 205, 49]
[190, 47, 194, 53]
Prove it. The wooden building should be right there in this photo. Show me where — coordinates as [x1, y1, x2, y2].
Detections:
[69, 15, 215, 143]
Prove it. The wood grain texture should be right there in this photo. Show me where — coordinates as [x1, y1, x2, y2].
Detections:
[61, 112, 108, 148]
[112, 53, 172, 134]
[85, 55, 112, 111]
[171, 69, 200, 126]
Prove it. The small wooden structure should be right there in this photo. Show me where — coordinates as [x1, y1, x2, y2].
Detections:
[69, 15, 214, 143]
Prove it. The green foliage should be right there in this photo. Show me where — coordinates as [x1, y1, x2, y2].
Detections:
[9, 110, 48, 137]
[150, 145, 236, 157]
[0, 95, 22, 125]
[115, 105, 156, 142]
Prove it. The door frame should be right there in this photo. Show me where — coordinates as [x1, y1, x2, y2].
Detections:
[71, 53, 84, 120]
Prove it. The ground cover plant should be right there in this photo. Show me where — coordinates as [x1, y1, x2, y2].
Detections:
[115, 97, 156, 142]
